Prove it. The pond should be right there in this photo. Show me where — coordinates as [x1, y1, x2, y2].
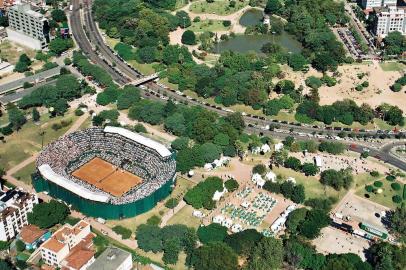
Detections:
[212, 9, 303, 54]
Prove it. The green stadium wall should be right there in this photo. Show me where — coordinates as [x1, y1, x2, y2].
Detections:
[32, 173, 175, 219]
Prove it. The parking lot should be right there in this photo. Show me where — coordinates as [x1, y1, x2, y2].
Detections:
[313, 226, 370, 260]
[334, 192, 389, 231]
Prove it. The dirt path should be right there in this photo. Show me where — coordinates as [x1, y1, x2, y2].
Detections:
[159, 200, 187, 228]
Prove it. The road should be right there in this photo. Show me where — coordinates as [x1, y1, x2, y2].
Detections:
[70, 0, 406, 172]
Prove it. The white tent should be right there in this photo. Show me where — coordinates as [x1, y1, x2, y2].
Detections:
[222, 218, 233, 228]
[265, 171, 276, 182]
[271, 217, 286, 233]
[188, 170, 195, 177]
[261, 144, 271, 153]
[251, 173, 263, 184]
[212, 189, 226, 201]
[251, 146, 261, 154]
[213, 159, 222, 168]
[231, 224, 243, 233]
[213, 215, 225, 224]
[204, 163, 213, 171]
[241, 201, 251, 209]
[314, 156, 323, 167]
[256, 178, 266, 188]
[193, 210, 204, 218]
[286, 177, 296, 184]
[274, 143, 284, 152]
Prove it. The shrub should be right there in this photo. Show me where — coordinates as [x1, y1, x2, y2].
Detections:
[370, 171, 380, 177]
[391, 83, 402, 92]
[223, 20, 231, 27]
[74, 109, 84, 116]
[146, 215, 161, 226]
[373, 181, 383, 188]
[391, 182, 401, 191]
[181, 30, 197, 45]
[365, 185, 374, 192]
[386, 175, 396, 181]
[392, 195, 402, 203]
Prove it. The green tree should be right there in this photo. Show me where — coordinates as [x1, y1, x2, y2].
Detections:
[181, 30, 197, 45]
[27, 200, 70, 229]
[136, 224, 163, 252]
[32, 107, 40, 122]
[51, 9, 67, 22]
[49, 38, 74, 55]
[252, 164, 267, 175]
[15, 239, 25, 252]
[284, 156, 302, 171]
[176, 10, 191, 28]
[388, 205, 406, 242]
[163, 238, 181, 265]
[197, 223, 228, 244]
[224, 229, 263, 256]
[165, 198, 179, 209]
[117, 86, 140, 110]
[191, 242, 238, 270]
[245, 237, 283, 270]
[171, 137, 190, 151]
[7, 104, 26, 130]
[0, 260, 13, 270]
[288, 53, 307, 71]
[224, 179, 239, 192]
[301, 162, 319, 176]
[112, 225, 132, 239]
[265, 0, 282, 14]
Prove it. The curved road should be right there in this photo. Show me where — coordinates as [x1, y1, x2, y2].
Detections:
[70, 0, 406, 171]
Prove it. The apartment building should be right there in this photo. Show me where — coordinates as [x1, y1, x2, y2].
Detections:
[40, 220, 95, 269]
[6, 3, 49, 49]
[373, 6, 406, 37]
[362, 0, 398, 9]
[0, 188, 39, 241]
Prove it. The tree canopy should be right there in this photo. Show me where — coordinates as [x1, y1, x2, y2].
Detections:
[27, 200, 70, 229]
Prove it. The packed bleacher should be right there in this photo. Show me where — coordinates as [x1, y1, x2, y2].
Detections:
[36, 127, 176, 205]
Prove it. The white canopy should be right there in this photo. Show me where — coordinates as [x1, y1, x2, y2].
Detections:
[104, 126, 172, 157]
[274, 143, 284, 152]
[212, 189, 225, 201]
[271, 217, 286, 232]
[261, 144, 271, 153]
[251, 173, 263, 183]
[38, 165, 109, 203]
[213, 215, 225, 224]
[314, 156, 323, 167]
[265, 171, 276, 182]
[241, 201, 251, 209]
[231, 224, 243, 233]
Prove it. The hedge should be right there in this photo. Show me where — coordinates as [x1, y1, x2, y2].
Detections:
[391, 182, 401, 191]
[403, 184, 406, 200]
[392, 195, 402, 204]
[112, 225, 132, 239]
[365, 185, 374, 192]
[373, 181, 383, 188]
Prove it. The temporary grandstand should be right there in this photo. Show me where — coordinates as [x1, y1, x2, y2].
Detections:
[33, 127, 176, 219]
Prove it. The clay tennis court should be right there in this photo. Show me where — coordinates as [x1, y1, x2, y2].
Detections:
[72, 157, 143, 197]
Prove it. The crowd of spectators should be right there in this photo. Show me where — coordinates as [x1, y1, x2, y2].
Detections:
[36, 127, 176, 204]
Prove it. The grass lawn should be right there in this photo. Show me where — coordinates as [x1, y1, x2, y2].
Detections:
[166, 204, 202, 229]
[379, 62, 406, 72]
[160, 78, 179, 91]
[0, 40, 36, 64]
[271, 166, 348, 202]
[106, 176, 195, 231]
[0, 112, 9, 126]
[189, 0, 249, 16]
[128, 60, 156, 76]
[189, 19, 231, 32]
[12, 161, 36, 185]
[355, 176, 404, 209]
[0, 111, 79, 170]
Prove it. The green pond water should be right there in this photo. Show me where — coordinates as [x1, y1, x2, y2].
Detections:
[213, 9, 303, 54]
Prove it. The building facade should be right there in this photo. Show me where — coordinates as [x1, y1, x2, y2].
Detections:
[40, 220, 95, 269]
[373, 6, 406, 37]
[362, 0, 398, 9]
[6, 3, 49, 49]
[0, 189, 39, 241]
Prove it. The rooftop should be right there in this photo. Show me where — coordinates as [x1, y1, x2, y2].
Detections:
[63, 249, 94, 270]
[19, 225, 46, 244]
[87, 247, 131, 270]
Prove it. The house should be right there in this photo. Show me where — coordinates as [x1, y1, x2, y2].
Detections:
[40, 221, 95, 269]
[87, 247, 132, 270]
[18, 225, 51, 250]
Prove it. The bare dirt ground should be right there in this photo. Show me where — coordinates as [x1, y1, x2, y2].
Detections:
[282, 61, 405, 109]
[290, 151, 391, 175]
